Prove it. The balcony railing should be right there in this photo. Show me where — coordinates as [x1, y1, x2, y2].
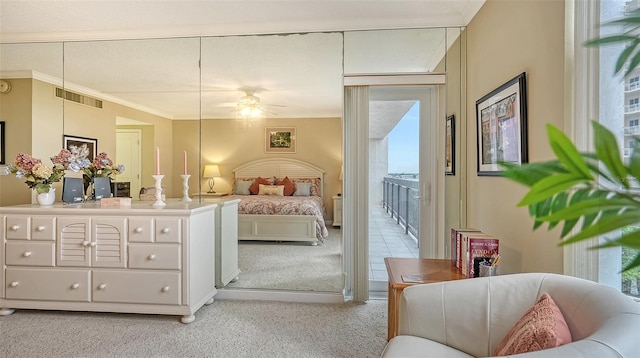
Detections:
[625, 104, 640, 113]
[626, 82, 640, 92]
[382, 177, 419, 240]
[625, 126, 640, 135]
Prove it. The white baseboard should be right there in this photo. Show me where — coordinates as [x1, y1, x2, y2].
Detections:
[215, 288, 346, 304]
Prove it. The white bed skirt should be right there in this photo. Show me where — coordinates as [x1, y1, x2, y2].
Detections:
[238, 214, 318, 245]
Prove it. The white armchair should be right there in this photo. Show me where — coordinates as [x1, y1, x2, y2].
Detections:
[381, 273, 640, 357]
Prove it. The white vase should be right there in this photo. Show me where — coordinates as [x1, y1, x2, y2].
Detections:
[36, 188, 56, 206]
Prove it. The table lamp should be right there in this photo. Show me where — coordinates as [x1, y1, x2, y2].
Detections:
[203, 164, 221, 193]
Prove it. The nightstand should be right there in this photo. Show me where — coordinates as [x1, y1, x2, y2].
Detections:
[332, 195, 342, 227]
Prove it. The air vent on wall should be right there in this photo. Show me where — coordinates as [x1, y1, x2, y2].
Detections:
[55, 87, 103, 109]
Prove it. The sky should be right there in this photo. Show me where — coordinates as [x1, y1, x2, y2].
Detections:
[387, 102, 419, 174]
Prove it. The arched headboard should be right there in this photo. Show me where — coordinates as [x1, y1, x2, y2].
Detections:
[233, 158, 325, 197]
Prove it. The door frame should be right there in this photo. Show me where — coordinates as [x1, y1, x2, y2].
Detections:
[115, 128, 142, 197]
[343, 73, 446, 302]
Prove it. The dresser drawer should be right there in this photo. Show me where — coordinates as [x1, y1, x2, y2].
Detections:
[93, 270, 180, 305]
[6, 241, 55, 266]
[128, 218, 153, 243]
[31, 216, 56, 241]
[5, 216, 29, 240]
[155, 218, 181, 243]
[5, 267, 90, 302]
[129, 244, 181, 270]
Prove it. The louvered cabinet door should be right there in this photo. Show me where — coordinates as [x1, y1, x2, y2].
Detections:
[57, 217, 91, 267]
[92, 218, 126, 268]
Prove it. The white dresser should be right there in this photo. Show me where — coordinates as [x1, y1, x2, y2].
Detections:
[0, 201, 218, 323]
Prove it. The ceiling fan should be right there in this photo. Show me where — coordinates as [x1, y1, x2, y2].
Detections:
[216, 89, 286, 118]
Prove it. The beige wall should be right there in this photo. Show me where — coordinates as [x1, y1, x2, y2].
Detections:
[0, 79, 176, 204]
[0, 78, 35, 206]
[173, 117, 342, 221]
[466, 0, 566, 274]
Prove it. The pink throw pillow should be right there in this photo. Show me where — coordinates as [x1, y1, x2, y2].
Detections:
[249, 177, 271, 195]
[277, 176, 295, 196]
[494, 293, 572, 356]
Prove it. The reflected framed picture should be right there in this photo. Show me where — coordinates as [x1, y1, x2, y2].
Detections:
[445, 115, 455, 175]
[265, 127, 296, 153]
[63, 135, 97, 162]
[476, 72, 528, 176]
[0, 121, 5, 165]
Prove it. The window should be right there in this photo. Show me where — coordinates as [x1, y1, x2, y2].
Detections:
[574, 0, 640, 299]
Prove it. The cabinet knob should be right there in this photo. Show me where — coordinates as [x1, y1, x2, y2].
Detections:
[97, 284, 107, 290]
[9, 281, 18, 287]
[36, 225, 45, 232]
[71, 283, 80, 289]
[82, 241, 91, 247]
[23, 251, 32, 257]
[161, 228, 170, 234]
[134, 227, 143, 233]
[89, 242, 97, 247]
[161, 286, 170, 293]
[10, 225, 19, 231]
[148, 254, 157, 260]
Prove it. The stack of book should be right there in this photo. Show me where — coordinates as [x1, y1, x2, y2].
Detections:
[450, 228, 500, 278]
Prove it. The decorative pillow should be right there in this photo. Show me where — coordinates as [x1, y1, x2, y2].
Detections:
[293, 182, 312, 196]
[258, 184, 285, 196]
[277, 176, 295, 196]
[234, 180, 252, 195]
[494, 293, 572, 356]
[249, 177, 271, 195]
[291, 178, 321, 196]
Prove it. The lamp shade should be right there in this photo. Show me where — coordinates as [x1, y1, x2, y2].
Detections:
[203, 164, 221, 178]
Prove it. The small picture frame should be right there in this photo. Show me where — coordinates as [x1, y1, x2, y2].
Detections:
[476, 72, 528, 176]
[0, 121, 5, 165]
[265, 127, 296, 153]
[445, 115, 455, 176]
[63, 135, 97, 162]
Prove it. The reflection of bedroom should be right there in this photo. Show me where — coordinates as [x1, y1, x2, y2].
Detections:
[0, 12, 465, 300]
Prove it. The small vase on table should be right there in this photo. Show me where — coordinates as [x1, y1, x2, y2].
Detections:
[36, 187, 56, 206]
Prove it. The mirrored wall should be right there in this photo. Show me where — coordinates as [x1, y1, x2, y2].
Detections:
[0, 27, 466, 293]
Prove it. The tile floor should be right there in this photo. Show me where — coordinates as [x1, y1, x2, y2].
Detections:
[369, 204, 419, 282]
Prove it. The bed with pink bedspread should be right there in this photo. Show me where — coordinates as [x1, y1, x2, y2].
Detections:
[232, 158, 329, 245]
[229, 194, 329, 241]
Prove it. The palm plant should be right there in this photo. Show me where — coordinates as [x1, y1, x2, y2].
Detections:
[502, 9, 640, 272]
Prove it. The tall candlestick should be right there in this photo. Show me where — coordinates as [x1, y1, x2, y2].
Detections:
[183, 150, 188, 175]
[155, 147, 160, 175]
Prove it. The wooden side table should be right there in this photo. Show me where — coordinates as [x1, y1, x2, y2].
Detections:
[384, 257, 466, 341]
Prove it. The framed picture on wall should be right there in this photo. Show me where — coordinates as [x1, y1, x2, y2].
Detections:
[63, 135, 98, 162]
[445, 115, 455, 175]
[265, 127, 296, 153]
[476, 72, 528, 176]
[0, 121, 5, 165]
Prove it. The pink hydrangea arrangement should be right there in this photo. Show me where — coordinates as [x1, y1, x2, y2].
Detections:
[8, 149, 75, 193]
[81, 152, 125, 185]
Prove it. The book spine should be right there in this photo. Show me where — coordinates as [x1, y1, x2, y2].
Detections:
[451, 228, 457, 266]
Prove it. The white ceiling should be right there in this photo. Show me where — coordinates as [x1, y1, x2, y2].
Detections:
[0, 1, 484, 124]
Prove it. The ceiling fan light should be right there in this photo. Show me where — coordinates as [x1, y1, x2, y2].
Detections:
[251, 108, 262, 116]
[239, 106, 252, 117]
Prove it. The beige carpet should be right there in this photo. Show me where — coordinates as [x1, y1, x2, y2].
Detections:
[226, 227, 343, 292]
[1, 299, 388, 358]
